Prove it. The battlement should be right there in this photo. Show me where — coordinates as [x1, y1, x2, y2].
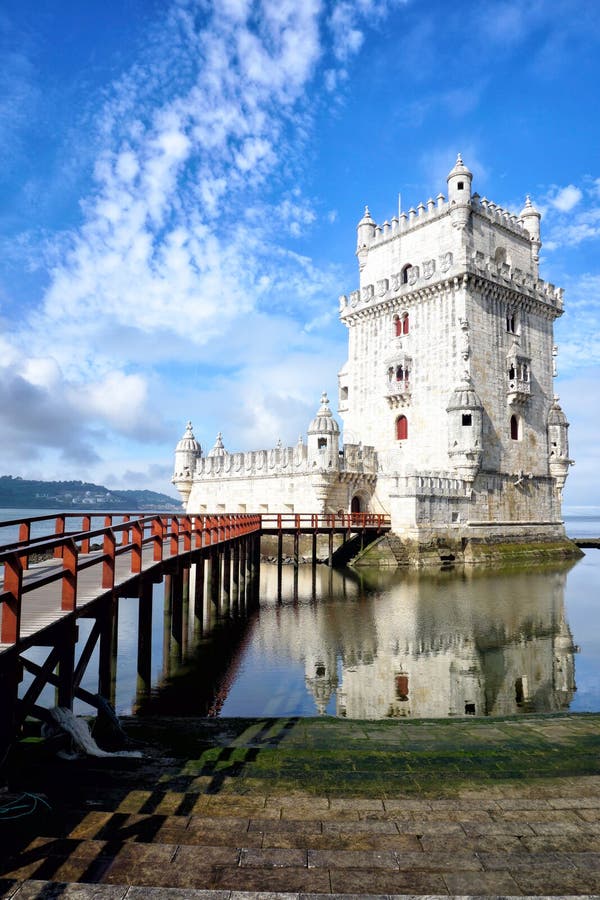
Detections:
[339, 252, 563, 317]
[194, 444, 309, 478]
[358, 190, 533, 255]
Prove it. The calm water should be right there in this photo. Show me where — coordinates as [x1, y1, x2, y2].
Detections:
[5, 508, 600, 720]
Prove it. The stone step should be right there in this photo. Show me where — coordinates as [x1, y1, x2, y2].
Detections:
[3, 798, 600, 895]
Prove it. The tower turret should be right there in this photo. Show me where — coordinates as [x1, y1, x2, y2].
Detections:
[172, 421, 201, 506]
[447, 153, 472, 230]
[547, 397, 573, 495]
[520, 195, 542, 273]
[446, 377, 483, 483]
[307, 392, 340, 470]
[356, 206, 376, 270]
[207, 432, 227, 457]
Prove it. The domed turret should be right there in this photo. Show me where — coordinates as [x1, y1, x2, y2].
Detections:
[446, 376, 483, 482]
[207, 432, 227, 458]
[447, 154, 473, 229]
[308, 392, 340, 470]
[356, 205, 376, 270]
[547, 397, 572, 495]
[519, 195, 542, 272]
[172, 421, 202, 506]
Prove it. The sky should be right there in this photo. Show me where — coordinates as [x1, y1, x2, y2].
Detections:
[0, 0, 599, 511]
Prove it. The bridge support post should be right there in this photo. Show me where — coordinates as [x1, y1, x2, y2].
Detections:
[209, 548, 220, 612]
[0, 651, 20, 767]
[232, 541, 240, 614]
[222, 544, 231, 617]
[193, 557, 205, 635]
[137, 580, 153, 702]
[277, 531, 283, 602]
[170, 569, 183, 667]
[239, 539, 247, 612]
[293, 532, 299, 600]
[163, 574, 173, 677]
[181, 566, 190, 656]
[328, 531, 334, 567]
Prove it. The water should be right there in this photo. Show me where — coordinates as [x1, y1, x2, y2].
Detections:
[5, 509, 600, 720]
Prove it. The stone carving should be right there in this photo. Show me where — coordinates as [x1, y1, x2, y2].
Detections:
[390, 273, 401, 292]
[361, 284, 374, 302]
[423, 259, 435, 280]
[377, 278, 389, 296]
[408, 266, 419, 286]
[350, 290, 360, 307]
[440, 251, 453, 273]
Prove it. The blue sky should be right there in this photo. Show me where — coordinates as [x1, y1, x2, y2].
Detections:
[0, 0, 598, 510]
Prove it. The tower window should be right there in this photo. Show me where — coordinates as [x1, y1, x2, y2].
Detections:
[457, 181, 464, 190]
[506, 307, 517, 334]
[393, 315, 402, 337]
[396, 415, 408, 441]
[318, 438, 327, 449]
[462, 414, 472, 426]
[402, 313, 409, 335]
[401, 264, 412, 285]
[510, 415, 519, 441]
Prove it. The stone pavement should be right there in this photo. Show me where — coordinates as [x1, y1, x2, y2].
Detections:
[2, 714, 600, 897]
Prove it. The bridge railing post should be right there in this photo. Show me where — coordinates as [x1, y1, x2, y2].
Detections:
[182, 516, 192, 552]
[18, 521, 30, 571]
[61, 539, 78, 611]
[152, 517, 164, 561]
[102, 528, 116, 590]
[131, 520, 143, 573]
[1, 552, 23, 644]
[53, 515, 65, 559]
[121, 515, 131, 547]
[81, 515, 91, 554]
[170, 517, 179, 556]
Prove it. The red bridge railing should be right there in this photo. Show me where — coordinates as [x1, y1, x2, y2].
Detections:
[0, 512, 261, 647]
[0, 510, 390, 648]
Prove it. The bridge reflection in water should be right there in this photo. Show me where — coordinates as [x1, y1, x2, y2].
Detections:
[137, 560, 578, 720]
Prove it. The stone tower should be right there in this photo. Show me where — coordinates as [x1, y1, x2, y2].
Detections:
[338, 155, 573, 546]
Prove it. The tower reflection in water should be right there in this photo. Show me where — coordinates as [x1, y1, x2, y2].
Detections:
[252, 563, 577, 719]
[139, 561, 578, 720]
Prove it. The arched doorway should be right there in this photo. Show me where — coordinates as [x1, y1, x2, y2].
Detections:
[351, 495, 362, 514]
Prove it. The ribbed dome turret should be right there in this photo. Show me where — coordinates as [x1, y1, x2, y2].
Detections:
[176, 421, 201, 455]
[446, 376, 483, 412]
[207, 432, 227, 457]
[547, 397, 568, 426]
[447, 153, 472, 181]
[308, 393, 340, 435]
[520, 194, 541, 221]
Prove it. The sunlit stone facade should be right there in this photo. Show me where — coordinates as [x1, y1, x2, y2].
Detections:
[173, 157, 575, 560]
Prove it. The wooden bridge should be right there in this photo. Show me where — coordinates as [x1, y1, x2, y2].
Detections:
[0, 510, 389, 765]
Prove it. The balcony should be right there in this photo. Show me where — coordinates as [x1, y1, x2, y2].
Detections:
[507, 377, 531, 405]
[384, 378, 411, 408]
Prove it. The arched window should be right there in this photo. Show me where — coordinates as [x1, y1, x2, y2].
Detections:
[401, 264, 412, 284]
[393, 315, 402, 337]
[510, 415, 519, 441]
[402, 313, 409, 335]
[396, 365, 403, 382]
[396, 415, 408, 441]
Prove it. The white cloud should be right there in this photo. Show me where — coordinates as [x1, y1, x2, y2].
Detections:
[550, 184, 583, 212]
[1, 0, 407, 486]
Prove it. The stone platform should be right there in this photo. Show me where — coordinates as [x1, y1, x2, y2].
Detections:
[2, 714, 600, 897]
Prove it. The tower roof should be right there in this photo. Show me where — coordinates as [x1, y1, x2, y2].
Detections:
[175, 421, 201, 455]
[446, 376, 483, 411]
[357, 205, 375, 227]
[207, 431, 227, 457]
[520, 194, 541, 219]
[548, 396, 568, 426]
[308, 392, 340, 435]
[447, 153, 472, 181]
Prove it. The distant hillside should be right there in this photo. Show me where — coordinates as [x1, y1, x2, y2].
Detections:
[0, 475, 181, 510]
